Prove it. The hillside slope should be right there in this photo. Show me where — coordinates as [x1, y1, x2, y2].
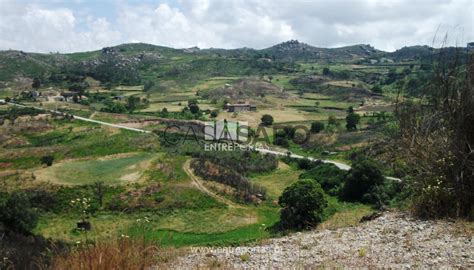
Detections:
[168, 212, 473, 268]
[1, 41, 455, 84]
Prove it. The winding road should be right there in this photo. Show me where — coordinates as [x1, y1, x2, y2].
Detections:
[4, 101, 401, 182]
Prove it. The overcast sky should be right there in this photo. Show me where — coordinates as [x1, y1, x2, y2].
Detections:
[0, 0, 472, 53]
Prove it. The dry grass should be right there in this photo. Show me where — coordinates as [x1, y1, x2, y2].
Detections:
[447, 219, 474, 237]
[319, 207, 373, 230]
[50, 238, 159, 270]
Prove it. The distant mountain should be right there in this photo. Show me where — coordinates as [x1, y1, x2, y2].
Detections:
[0, 41, 468, 83]
[388, 45, 434, 61]
[261, 40, 382, 61]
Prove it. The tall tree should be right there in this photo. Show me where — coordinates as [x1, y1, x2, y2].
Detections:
[32, 77, 41, 89]
[345, 112, 360, 131]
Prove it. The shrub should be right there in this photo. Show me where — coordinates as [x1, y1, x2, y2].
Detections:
[283, 126, 296, 139]
[322, 67, 330, 76]
[296, 158, 320, 170]
[273, 136, 289, 147]
[191, 159, 266, 203]
[28, 188, 56, 211]
[279, 179, 327, 229]
[188, 103, 200, 114]
[32, 77, 41, 89]
[345, 112, 360, 131]
[371, 85, 382, 93]
[101, 102, 127, 113]
[396, 52, 473, 218]
[0, 192, 38, 234]
[341, 159, 384, 203]
[143, 80, 154, 92]
[310, 121, 325, 133]
[300, 163, 347, 196]
[260, 114, 274, 126]
[40, 155, 54, 166]
[327, 115, 338, 126]
[161, 108, 169, 117]
[192, 150, 278, 175]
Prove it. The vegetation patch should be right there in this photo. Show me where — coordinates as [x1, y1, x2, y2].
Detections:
[34, 152, 155, 185]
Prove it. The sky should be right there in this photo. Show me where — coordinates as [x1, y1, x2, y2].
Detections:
[0, 0, 472, 53]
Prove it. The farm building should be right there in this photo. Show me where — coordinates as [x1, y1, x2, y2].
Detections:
[224, 103, 257, 112]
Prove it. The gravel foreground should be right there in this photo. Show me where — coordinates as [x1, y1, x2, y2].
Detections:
[165, 212, 473, 269]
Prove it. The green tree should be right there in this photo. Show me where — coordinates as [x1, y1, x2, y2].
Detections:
[279, 179, 327, 229]
[299, 163, 346, 196]
[342, 159, 384, 203]
[261, 114, 274, 126]
[0, 192, 38, 234]
[32, 77, 41, 89]
[126, 96, 140, 112]
[274, 136, 289, 147]
[327, 115, 338, 126]
[345, 112, 360, 131]
[143, 80, 155, 92]
[40, 155, 54, 166]
[322, 67, 330, 76]
[371, 85, 382, 93]
[188, 103, 200, 114]
[310, 121, 325, 133]
[69, 83, 87, 97]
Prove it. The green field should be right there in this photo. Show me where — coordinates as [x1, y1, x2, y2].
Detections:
[35, 152, 155, 185]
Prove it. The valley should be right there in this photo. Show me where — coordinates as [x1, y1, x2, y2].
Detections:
[0, 39, 472, 268]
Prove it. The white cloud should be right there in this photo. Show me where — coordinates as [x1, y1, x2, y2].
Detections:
[0, 0, 120, 52]
[0, 0, 472, 53]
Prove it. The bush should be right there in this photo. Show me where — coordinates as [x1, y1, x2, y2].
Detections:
[300, 163, 347, 196]
[371, 85, 383, 93]
[345, 112, 360, 131]
[41, 155, 54, 166]
[188, 103, 200, 114]
[296, 158, 320, 170]
[327, 115, 338, 126]
[322, 67, 330, 76]
[191, 159, 266, 203]
[0, 192, 38, 234]
[101, 102, 127, 113]
[310, 121, 325, 133]
[283, 126, 296, 139]
[396, 52, 473, 218]
[341, 159, 384, 203]
[261, 114, 274, 126]
[273, 136, 289, 147]
[279, 179, 327, 229]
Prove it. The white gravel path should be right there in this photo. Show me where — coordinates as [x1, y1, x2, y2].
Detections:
[168, 212, 473, 269]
